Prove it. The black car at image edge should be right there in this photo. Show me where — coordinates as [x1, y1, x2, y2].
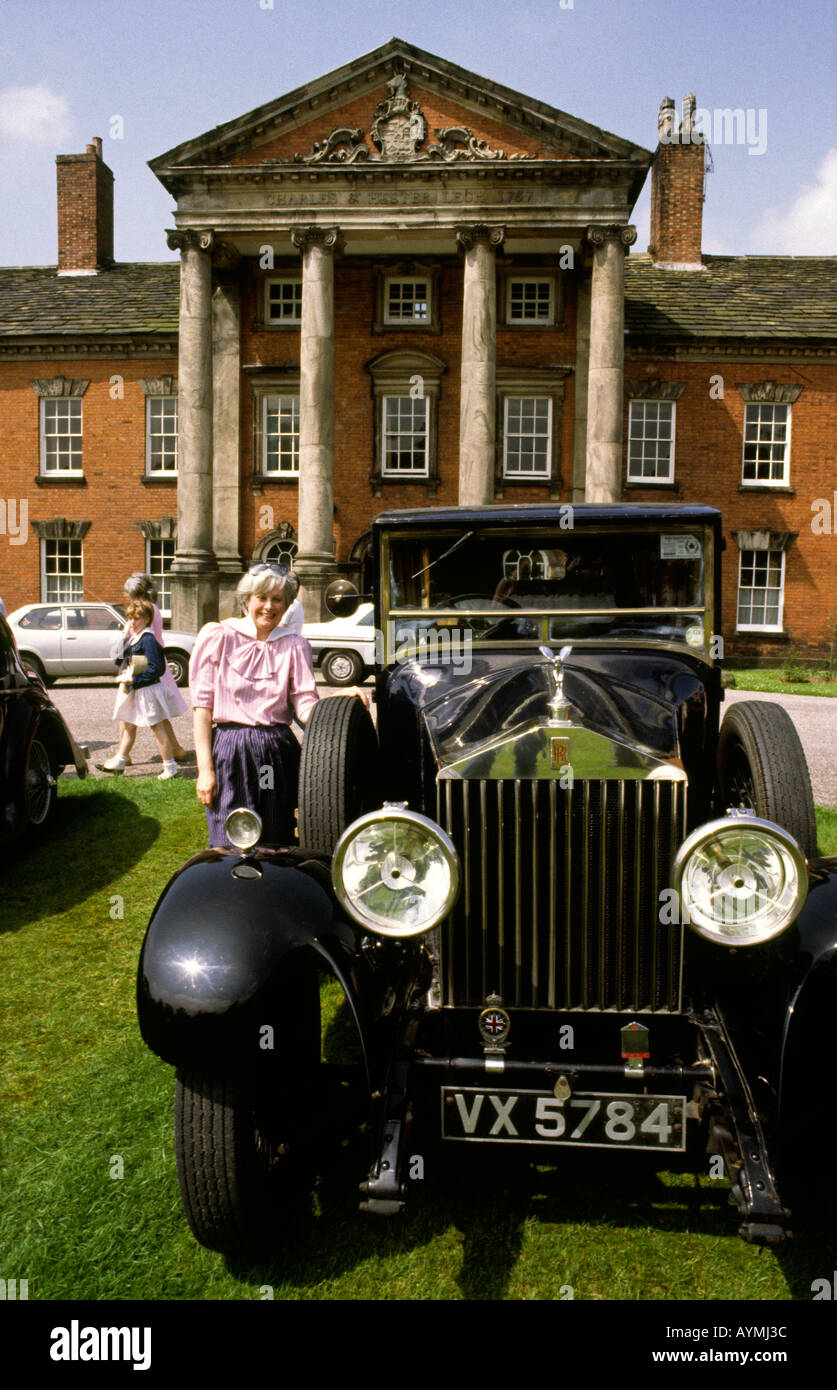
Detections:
[0, 613, 87, 844]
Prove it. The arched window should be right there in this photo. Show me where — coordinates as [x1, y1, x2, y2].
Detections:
[262, 537, 298, 569]
[503, 548, 547, 580]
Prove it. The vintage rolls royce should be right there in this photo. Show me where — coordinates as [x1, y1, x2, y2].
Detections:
[137, 504, 836, 1254]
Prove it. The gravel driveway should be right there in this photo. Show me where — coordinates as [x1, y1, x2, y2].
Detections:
[49, 677, 837, 808]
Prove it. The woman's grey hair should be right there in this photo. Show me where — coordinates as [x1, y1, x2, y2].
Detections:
[124, 572, 158, 603]
[236, 566, 299, 611]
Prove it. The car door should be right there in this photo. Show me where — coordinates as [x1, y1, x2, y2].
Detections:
[61, 605, 124, 674]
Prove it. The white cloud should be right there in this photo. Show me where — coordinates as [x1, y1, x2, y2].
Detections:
[751, 149, 837, 253]
[0, 84, 71, 143]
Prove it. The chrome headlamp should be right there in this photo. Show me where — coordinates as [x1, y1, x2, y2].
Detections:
[332, 806, 460, 938]
[224, 807, 263, 854]
[673, 814, 808, 946]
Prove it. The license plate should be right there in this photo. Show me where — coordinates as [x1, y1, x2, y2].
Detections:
[441, 1088, 686, 1151]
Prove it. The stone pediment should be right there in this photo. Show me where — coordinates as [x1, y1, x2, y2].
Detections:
[150, 37, 650, 182]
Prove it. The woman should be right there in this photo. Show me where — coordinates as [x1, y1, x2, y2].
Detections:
[190, 564, 319, 848]
[104, 598, 182, 779]
[99, 573, 187, 771]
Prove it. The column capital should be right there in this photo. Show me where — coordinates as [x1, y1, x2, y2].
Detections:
[584, 224, 637, 250]
[456, 224, 505, 253]
[166, 228, 215, 254]
[291, 225, 340, 254]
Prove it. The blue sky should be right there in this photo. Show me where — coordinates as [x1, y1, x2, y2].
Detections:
[0, 0, 834, 265]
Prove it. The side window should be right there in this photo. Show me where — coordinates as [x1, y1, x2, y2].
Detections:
[19, 607, 62, 630]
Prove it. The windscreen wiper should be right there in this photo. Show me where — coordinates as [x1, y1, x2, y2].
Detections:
[411, 530, 476, 579]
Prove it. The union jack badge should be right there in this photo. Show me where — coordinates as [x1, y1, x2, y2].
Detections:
[479, 998, 511, 1047]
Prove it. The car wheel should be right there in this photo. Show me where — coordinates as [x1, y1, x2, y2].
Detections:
[25, 738, 57, 829]
[298, 695, 381, 854]
[174, 972, 321, 1256]
[174, 1070, 291, 1255]
[20, 654, 54, 687]
[165, 650, 189, 686]
[321, 648, 364, 686]
[717, 700, 818, 857]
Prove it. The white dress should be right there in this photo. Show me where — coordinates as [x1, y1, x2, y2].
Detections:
[113, 627, 187, 726]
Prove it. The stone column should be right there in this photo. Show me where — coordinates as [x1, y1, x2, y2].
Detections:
[571, 271, 591, 503]
[211, 254, 244, 618]
[166, 228, 218, 630]
[457, 225, 504, 507]
[291, 226, 339, 621]
[584, 224, 636, 503]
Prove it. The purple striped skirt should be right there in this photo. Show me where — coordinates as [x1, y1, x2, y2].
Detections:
[207, 723, 300, 849]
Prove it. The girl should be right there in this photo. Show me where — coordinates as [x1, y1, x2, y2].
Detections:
[99, 598, 183, 779]
[105, 572, 187, 769]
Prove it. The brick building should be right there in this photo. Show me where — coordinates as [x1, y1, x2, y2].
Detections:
[0, 38, 834, 658]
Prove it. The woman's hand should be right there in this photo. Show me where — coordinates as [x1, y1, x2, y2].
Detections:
[196, 768, 217, 808]
[342, 685, 373, 712]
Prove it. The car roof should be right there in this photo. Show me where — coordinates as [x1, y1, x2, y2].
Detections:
[372, 503, 722, 530]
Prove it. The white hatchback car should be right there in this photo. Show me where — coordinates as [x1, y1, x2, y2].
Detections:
[303, 602, 376, 686]
[7, 603, 196, 686]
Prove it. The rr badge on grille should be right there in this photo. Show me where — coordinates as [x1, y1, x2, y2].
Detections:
[550, 738, 570, 770]
[479, 998, 511, 1047]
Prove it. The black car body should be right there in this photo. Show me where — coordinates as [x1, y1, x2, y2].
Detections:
[138, 504, 836, 1252]
[0, 614, 88, 843]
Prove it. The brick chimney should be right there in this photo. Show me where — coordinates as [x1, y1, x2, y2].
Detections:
[648, 95, 706, 268]
[56, 138, 114, 274]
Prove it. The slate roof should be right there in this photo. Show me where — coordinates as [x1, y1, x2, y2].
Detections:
[0, 263, 179, 339]
[0, 254, 833, 344]
[625, 254, 837, 341]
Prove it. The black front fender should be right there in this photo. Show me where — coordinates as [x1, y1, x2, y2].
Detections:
[137, 851, 379, 1077]
[779, 857, 837, 1125]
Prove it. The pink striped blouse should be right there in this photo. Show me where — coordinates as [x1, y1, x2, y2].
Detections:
[189, 617, 319, 726]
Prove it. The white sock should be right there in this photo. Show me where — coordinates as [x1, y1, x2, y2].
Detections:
[162, 759, 178, 774]
[107, 754, 128, 768]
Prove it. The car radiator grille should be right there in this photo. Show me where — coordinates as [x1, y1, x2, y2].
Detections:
[437, 778, 686, 1013]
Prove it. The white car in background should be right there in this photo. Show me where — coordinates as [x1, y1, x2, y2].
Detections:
[7, 603, 196, 686]
[303, 602, 376, 686]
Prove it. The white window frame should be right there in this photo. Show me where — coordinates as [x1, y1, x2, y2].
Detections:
[741, 402, 791, 486]
[381, 395, 430, 478]
[146, 538, 175, 620]
[41, 538, 83, 602]
[627, 400, 676, 484]
[40, 397, 83, 476]
[383, 275, 431, 326]
[262, 536, 298, 569]
[502, 396, 553, 479]
[262, 394, 300, 477]
[145, 396, 178, 475]
[505, 276, 555, 326]
[264, 277, 302, 325]
[736, 548, 786, 632]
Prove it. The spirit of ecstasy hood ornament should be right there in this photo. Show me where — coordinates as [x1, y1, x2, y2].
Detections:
[539, 644, 573, 726]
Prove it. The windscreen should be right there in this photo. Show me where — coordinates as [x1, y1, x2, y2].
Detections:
[386, 529, 706, 647]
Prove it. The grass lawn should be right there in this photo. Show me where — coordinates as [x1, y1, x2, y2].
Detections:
[730, 669, 837, 697]
[1, 780, 835, 1302]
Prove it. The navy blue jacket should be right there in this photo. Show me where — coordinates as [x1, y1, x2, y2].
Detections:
[119, 632, 166, 688]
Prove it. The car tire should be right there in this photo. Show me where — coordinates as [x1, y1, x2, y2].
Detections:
[25, 737, 57, 829]
[20, 654, 55, 687]
[298, 695, 381, 854]
[320, 648, 364, 687]
[717, 700, 818, 857]
[165, 650, 189, 687]
[174, 971, 321, 1256]
[174, 1070, 287, 1256]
